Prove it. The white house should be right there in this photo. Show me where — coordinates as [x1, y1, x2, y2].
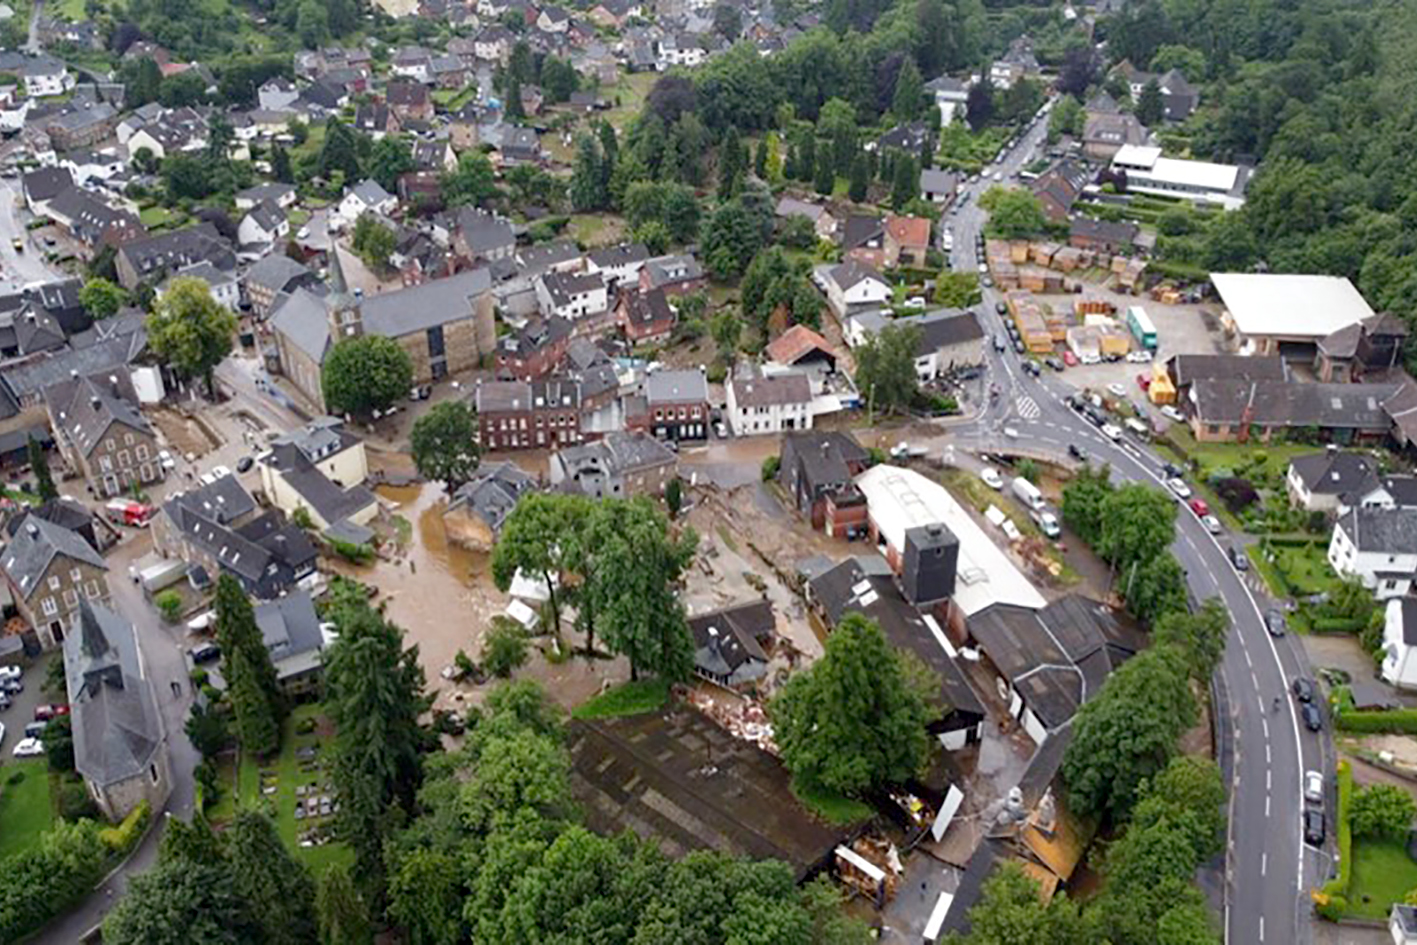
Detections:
[257, 78, 300, 111]
[1327, 507, 1417, 599]
[821, 260, 891, 320]
[726, 370, 813, 436]
[390, 47, 432, 82]
[536, 270, 608, 321]
[164, 261, 240, 310]
[337, 179, 397, 224]
[63, 150, 125, 183]
[924, 75, 969, 125]
[1111, 144, 1247, 209]
[586, 243, 649, 290]
[1379, 600, 1417, 691]
[238, 202, 289, 247]
[536, 4, 570, 32]
[1391, 904, 1417, 944]
[235, 182, 297, 211]
[1285, 449, 1382, 514]
[23, 57, 73, 97]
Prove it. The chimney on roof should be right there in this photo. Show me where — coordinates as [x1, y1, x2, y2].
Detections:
[89, 395, 100, 410]
[24, 521, 37, 537]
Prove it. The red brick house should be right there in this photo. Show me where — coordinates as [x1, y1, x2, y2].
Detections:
[474, 379, 583, 451]
[496, 316, 573, 380]
[616, 288, 675, 345]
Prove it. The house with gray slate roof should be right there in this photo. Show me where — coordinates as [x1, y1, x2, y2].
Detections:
[443, 461, 538, 551]
[63, 601, 171, 819]
[45, 369, 163, 498]
[254, 590, 327, 698]
[687, 600, 775, 689]
[1328, 506, 1417, 600]
[1, 515, 110, 649]
[549, 431, 677, 498]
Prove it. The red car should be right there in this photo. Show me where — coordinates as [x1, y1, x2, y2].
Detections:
[33, 704, 69, 722]
[1063, 351, 1078, 366]
[1136, 373, 1151, 391]
[1189, 498, 1210, 517]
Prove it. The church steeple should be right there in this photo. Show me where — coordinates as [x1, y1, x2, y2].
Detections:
[326, 246, 363, 340]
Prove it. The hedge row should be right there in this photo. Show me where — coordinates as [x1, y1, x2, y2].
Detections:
[1334, 706, 1417, 734]
[1147, 259, 1210, 282]
[1317, 761, 1353, 920]
[1310, 616, 1368, 634]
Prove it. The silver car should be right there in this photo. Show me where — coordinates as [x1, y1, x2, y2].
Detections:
[1304, 770, 1323, 805]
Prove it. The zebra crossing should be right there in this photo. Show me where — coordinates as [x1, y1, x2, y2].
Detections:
[1014, 395, 1040, 420]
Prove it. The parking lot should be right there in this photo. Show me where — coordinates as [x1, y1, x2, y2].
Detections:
[0, 650, 61, 765]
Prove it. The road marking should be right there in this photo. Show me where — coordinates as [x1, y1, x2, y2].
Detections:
[1243, 647, 1253, 669]
[1265, 795, 1271, 818]
[1261, 852, 1267, 876]
[1262, 717, 1269, 740]
[1267, 769, 1271, 791]
[1259, 916, 1265, 942]
[1015, 395, 1040, 420]
[1266, 744, 1271, 764]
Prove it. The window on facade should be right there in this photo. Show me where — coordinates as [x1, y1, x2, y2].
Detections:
[41, 597, 57, 616]
[70, 568, 81, 582]
[427, 325, 445, 357]
[124, 432, 134, 446]
[86, 581, 100, 598]
[99, 455, 112, 472]
[63, 589, 77, 608]
[48, 575, 60, 591]
[136, 445, 149, 460]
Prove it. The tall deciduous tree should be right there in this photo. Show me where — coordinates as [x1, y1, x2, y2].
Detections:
[701, 202, 763, 280]
[492, 493, 593, 639]
[570, 134, 608, 211]
[771, 613, 931, 797]
[317, 117, 363, 181]
[979, 186, 1046, 238]
[940, 861, 1091, 944]
[1097, 484, 1178, 569]
[79, 278, 127, 320]
[367, 137, 414, 192]
[1124, 554, 1189, 625]
[146, 277, 238, 396]
[1350, 783, 1417, 840]
[321, 335, 414, 419]
[104, 860, 261, 944]
[1152, 598, 1229, 682]
[855, 322, 922, 416]
[441, 152, 500, 208]
[1136, 78, 1165, 127]
[410, 401, 480, 489]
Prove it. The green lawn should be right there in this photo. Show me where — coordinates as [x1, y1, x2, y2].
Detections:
[1165, 425, 1314, 482]
[213, 705, 352, 875]
[789, 778, 874, 826]
[0, 760, 54, 863]
[432, 86, 476, 111]
[603, 71, 657, 133]
[1347, 839, 1417, 920]
[573, 678, 670, 719]
[139, 206, 179, 228]
[1270, 542, 1341, 597]
[52, 0, 84, 19]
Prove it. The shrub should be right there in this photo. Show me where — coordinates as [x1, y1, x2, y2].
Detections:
[1320, 761, 1354, 911]
[1334, 707, 1417, 734]
[1315, 895, 1347, 921]
[0, 820, 109, 941]
[761, 455, 780, 481]
[189, 667, 209, 687]
[99, 800, 150, 853]
[154, 590, 182, 622]
[330, 539, 373, 564]
[482, 618, 528, 678]
[706, 362, 726, 383]
[56, 779, 99, 821]
[292, 506, 314, 529]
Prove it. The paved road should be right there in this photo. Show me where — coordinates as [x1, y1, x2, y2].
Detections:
[943, 115, 1331, 944]
[0, 176, 66, 291]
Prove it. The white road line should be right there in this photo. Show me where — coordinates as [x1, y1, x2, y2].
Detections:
[1243, 647, 1253, 669]
[1261, 853, 1267, 876]
[1262, 717, 1269, 740]
[1267, 769, 1272, 791]
[1266, 743, 1272, 764]
[1259, 916, 1265, 942]
[1265, 795, 1271, 818]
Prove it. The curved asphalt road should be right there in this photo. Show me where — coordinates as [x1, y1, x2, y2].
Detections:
[942, 111, 1331, 944]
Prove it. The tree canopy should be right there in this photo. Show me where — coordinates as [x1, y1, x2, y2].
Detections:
[410, 401, 480, 489]
[321, 335, 414, 419]
[146, 278, 238, 395]
[855, 322, 922, 416]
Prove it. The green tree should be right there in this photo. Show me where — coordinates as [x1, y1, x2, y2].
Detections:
[1350, 783, 1417, 840]
[226, 646, 280, 755]
[1136, 79, 1165, 127]
[1125, 554, 1189, 625]
[146, 277, 238, 396]
[813, 144, 835, 196]
[441, 152, 500, 208]
[41, 713, 73, 771]
[367, 137, 414, 192]
[570, 134, 608, 211]
[184, 700, 230, 759]
[754, 137, 768, 178]
[712, 1, 742, 38]
[1132, 755, 1228, 861]
[317, 117, 362, 181]
[891, 153, 919, 209]
[410, 401, 480, 489]
[583, 498, 698, 681]
[386, 848, 465, 945]
[325, 602, 430, 893]
[665, 477, 683, 518]
[940, 861, 1090, 945]
[892, 58, 924, 122]
[1063, 645, 1196, 820]
[771, 613, 931, 797]
[316, 862, 373, 945]
[1098, 484, 1178, 569]
[297, 0, 330, 48]
[856, 322, 922, 416]
[27, 436, 56, 503]
[540, 56, 579, 102]
[226, 811, 317, 945]
[321, 335, 414, 419]
[980, 187, 1047, 238]
[125, 57, 162, 107]
[848, 151, 870, 202]
[718, 125, 747, 199]
[1153, 598, 1229, 682]
[1061, 463, 1115, 545]
[215, 574, 282, 711]
[271, 144, 293, 183]
[79, 278, 127, 320]
[350, 213, 396, 271]
[482, 617, 529, 678]
[104, 861, 261, 944]
[492, 493, 593, 639]
[710, 310, 742, 360]
[701, 202, 763, 280]
[934, 271, 982, 307]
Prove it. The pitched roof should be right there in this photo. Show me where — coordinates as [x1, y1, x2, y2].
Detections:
[645, 369, 707, 404]
[765, 324, 833, 366]
[2, 515, 107, 599]
[1192, 379, 1395, 431]
[22, 165, 73, 202]
[588, 242, 649, 269]
[554, 431, 675, 482]
[730, 371, 811, 408]
[253, 590, 325, 678]
[829, 259, 886, 291]
[687, 600, 772, 674]
[1337, 507, 1417, 556]
[619, 287, 673, 330]
[45, 371, 151, 458]
[884, 214, 930, 248]
[1289, 451, 1379, 497]
[448, 461, 537, 531]
[899, 309, 985, 353]
[842, 214, 883, 250]
[244, 253, 311, 294]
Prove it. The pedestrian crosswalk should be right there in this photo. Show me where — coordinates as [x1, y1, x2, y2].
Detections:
[1015, 395, 1040, 420]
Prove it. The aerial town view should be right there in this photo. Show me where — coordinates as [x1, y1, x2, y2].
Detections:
[0, 0, 1408, 941]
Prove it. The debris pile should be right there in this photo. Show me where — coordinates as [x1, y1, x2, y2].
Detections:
[687, 690, 778, 754]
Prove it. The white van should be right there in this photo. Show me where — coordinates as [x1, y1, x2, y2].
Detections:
[1124, 418, 1151, 440]
[1011, 476, 1045, 512]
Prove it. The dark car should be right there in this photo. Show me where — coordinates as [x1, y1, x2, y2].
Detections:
[1229, 545, 1249, 571]
[23, 721, 45, 739]
[1265, 608, 1287, 637]
[1162, 462, 1185, 479]
[1044, 356, 1064, 371]
[236, 456, 254, 473]
[1064, 394, 1081, 411]
[1291, 677, 1315, 703]
[189, 643, 221, 664]
[0, 677, 22, 694]
[1084, 405, 1108, 427]
[995, 301, 1008, 315]
[1304, 809, 1326, 846]
[1022, 360, 1041, 377]
[1068, 444, 1086, 461]
[1012, 338, 1025, 354]
[1301, 702, 1323, 732]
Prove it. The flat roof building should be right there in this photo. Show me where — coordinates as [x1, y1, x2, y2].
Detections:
[1210, 273, 1376, 357]
[1111, 144, 1249, 208]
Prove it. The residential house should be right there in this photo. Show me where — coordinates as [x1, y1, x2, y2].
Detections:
[1188, 379, 1396, 444]
[628, 369, 708, 441]
[519, 84, 544, 116]
[21, 165, 73, 216]
[474, 26, 515, 63]
[1286, 448, 1381, 514]
[990, 35, 1039, 89]
[253, 591, 328, 698]
[449, 102, 482, 151]
[687, 600, 774, 690]
[1379, 599, 1417, 691]
[453, 207, 516, 263]
[497, 316, 573, 380]
[45, 102, 120, 150]
[872, 122, 931, 154]
[235, 182, 297, 211]
[271, 262, 496, 411]
[924, 75, 969, 125]
[0, 304, 65, 359]
[1082, 111, 1148, 161]
[498, 126, 542, 165]
[884, 215, 931, 268]
[765, 324, 838, 384]
[243, 254, 318, 318]
[589, 0, 642, 28]
[442, 462, 538, 551]
[125, 108, 207, 159]
[391, 46, 433, 81]
[775, 197, 838, 240]
[821, 260, 890, 321]
[1392, 904, 1417, 945]
[163, 260, 240, 311]
[616, 287, 675, 344]
[45, 371, 163, 497]
[336, 179, 397, 225]
[586, 243, 650, 290]
[258, 78, 300, 110]
[19, 55, 74, 96]
[1112, 61, 1199, 121]
[238, 201, 289, 247]
[46, 187, 144, 252]
[429, 55, 468, 89]
[517, 241, 583, 277]
[550, 431, 678, 498]
[1069, 217, 1138, 254]
[726, 368, 812, 436]
[1327, 507, 1417, 599]
[537, 4, 570, 31]
[114, 224, 235, 291]
[638, 254, 704, 297]
[919, 167, 959, 205]
[411, 139, 457, 172]
[537, 270, 609, 322]
[61, 150, 126, 186]
[386, 79, 434, 122]
[258, 418, 379, 540]
[1316, 313, 1409, 384]
[354, 102, 399, 137]
[475, 379, 583, 450]
[842, 215, 886, 269]
[63, 602, 171, 820]
[777, 430, 869, 535]
[1, 515, 110, 649]
[896, 309, 986, 380]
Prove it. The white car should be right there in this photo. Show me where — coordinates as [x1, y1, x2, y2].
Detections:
[12, 737, 42, 757]
[1100, 423, 1122, 441]
[903, 297, 927, 309]
[977, 262, 989, 274]
[993, 171, 1004, 182]
[158, 449, 177, 470]
[1201, 515, 1222, 535]
[980, 467, 1004, 490]
[1106, 382, 1127, 398]
[1167, 478, 1192, 499]
[1304, 770, 1323, 804]
[1003, 426, 1020, 439]
[0, 666, 21, 682]
[296, 226, 310, 240]
[1126, 350, 1154, 363]
[1080, 354, 1102, 365]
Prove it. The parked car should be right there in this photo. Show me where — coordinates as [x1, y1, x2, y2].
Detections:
[189, 643, 221, 664]
[0, 665, 20, 682]
[1292, 678, 1315, 703]
[33, 704, 67, 721]
[1022, 360, 1041, 377]
[1126, 350, 1154, 363]
[1107, 382, 1127, 397]
[1162, 462, 1185, 479]
[0, 678, 21, 695]
[1304, 770, 1323, 804]
[1201, 515, 1221, 534]
[236, 456, 254, 473]
[12, 737, 42, 757]
[1068, 444, 1086, 461]
[1161, 405, 1185, 423]
[995, 301, 1008, 315]
[1063, 351, 1078, 366]
[980, 468, 1004, 490]
[1301, 702, 1323, 732]
[993, 334, 1006, 352]
[1003, 427, 1020, 439]
[1136, 373, 1151, 391]
[1044, 356, 1064, 371]
[1189, 498, 1210, 517]
[1012, 338, 1025, 354]
[1229, 545, 1249, 571]
[1100, 423, 1123, 441]
[1304, 808, 1326, 845]
[1167, 478, 1192, 499]
[1265, 609, 1287, 637]
[23, 721, 45, 739]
